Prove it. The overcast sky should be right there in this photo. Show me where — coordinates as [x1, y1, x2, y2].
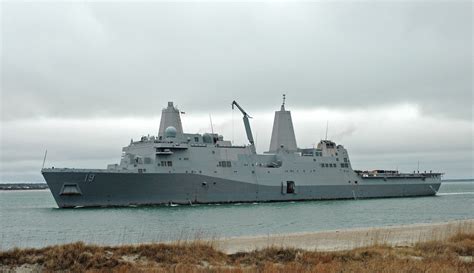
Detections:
[1, 0, 472, 182]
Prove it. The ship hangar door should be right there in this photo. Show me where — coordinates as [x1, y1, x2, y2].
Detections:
[281, 181, 296, 194]
[286, 181, 295, 194]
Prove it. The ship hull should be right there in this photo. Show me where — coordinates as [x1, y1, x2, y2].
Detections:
[42, 171, 441, 208]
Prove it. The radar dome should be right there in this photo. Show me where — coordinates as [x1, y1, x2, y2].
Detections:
[202, 133, 212, 143]
[165, 126, 177, 138]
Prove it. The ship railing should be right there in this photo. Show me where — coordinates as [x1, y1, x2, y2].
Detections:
[356, 171, 443, 179]
[154, 143, 188, 149]
[41, 168, 136, 173]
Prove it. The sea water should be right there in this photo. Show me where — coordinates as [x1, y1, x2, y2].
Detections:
[0, 181, 473, 250]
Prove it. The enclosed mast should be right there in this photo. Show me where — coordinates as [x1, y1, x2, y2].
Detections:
[268, 95, 297, 153]
[158, 102, 183, 137]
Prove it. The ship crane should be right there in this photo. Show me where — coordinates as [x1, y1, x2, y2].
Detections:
[231, 100, 256, 154]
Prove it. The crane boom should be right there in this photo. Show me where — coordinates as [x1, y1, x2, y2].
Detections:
[232, 100, 256, 153]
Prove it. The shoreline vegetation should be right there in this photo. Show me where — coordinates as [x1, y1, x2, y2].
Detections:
[1, 220, 472, 272]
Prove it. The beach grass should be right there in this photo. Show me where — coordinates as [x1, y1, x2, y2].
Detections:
[1, 225, 473, 273]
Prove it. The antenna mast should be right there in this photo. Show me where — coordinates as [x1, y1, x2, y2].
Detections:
[209, 114, 214, 135]
[325, 120, 329, 140]
[41, 150, 48, 169]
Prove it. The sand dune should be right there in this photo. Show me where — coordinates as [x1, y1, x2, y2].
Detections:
[215, 219, 474, 253]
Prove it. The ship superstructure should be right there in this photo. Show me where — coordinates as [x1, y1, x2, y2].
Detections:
[42, 98, 442, 208]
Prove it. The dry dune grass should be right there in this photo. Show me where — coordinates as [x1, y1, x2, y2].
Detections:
[0, 241, 225, 272]
[1, 231, 473, 272]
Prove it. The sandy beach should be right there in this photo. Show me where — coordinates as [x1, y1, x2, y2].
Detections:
[1, 219, 472, 272]
[215, 219, 474, 253]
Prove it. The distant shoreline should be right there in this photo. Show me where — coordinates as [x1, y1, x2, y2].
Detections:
[0, 183, 48, 191]
[442, 179, 474, 182]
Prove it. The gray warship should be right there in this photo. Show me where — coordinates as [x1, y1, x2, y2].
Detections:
[42, 99, 442, 208]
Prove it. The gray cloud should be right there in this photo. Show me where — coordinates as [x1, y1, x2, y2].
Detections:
[1, 1, 472, 121]
[1, 1, 472, 182]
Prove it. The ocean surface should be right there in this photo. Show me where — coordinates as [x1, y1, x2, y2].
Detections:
[1, 181, 473, 250]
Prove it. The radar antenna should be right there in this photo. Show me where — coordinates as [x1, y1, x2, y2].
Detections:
[231, 100, 256, 154]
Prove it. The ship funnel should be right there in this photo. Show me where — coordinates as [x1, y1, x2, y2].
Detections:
[158, 102, 183, 137]
[269, 95, 297, 153]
